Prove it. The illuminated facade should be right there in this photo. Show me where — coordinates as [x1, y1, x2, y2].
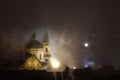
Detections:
[20, 32, 51, 70]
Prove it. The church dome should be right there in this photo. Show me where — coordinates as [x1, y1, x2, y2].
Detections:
[26, 33, 43, 48]
[26, 40, 43, 48]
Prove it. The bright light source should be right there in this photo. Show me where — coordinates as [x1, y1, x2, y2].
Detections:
[84, 43, 89, 47]
[73, 67, 76, 69]
[85, 64, 88, 68]
[51, 59, 60, 69]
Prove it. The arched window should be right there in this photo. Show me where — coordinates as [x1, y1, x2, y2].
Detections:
[46, 48, 48, 52]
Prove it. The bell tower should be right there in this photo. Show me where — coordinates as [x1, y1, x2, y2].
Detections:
[43, 30, 51, 62]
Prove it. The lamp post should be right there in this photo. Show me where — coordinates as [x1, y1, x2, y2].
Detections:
[51, 59, 60, 80]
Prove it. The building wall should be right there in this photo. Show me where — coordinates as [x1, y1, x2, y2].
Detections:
[26, 48, 44, 61]
[24, 57, 43, 70]
[44, 43, 51, 61]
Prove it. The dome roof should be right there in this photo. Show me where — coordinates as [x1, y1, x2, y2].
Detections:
[26, 33, 43, 48]
[26, 39, 43, 48]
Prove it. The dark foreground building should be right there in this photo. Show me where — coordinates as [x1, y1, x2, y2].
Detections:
[0, 66, 120, 80]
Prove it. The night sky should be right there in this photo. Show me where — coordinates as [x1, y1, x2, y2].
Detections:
[0, 0, 120, 68]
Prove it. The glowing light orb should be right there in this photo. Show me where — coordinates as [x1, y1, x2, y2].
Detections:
[84, 64, 88, 68]
[51, 59, 60, 69]
[73, 67, 76, 69]
[84, 43, 89, 47]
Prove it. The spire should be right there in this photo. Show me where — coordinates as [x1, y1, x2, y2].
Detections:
[44, 30, 49, 43]
[32, 32, 37, 40]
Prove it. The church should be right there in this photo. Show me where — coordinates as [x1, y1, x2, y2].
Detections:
[19, 31, 51, 70]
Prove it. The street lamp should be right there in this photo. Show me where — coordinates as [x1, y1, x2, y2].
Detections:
[51, 59, 60, 80]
